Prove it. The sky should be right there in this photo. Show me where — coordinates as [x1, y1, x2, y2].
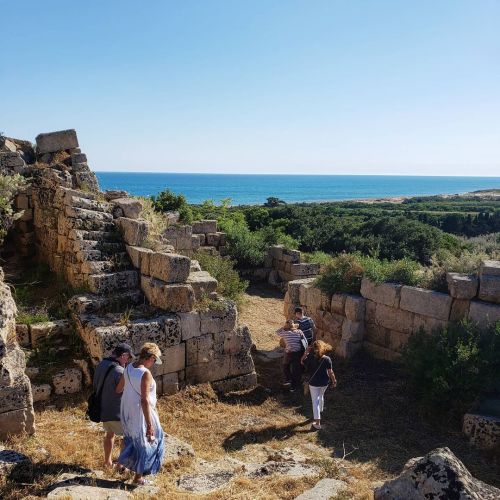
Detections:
[1, 1, 499, 176]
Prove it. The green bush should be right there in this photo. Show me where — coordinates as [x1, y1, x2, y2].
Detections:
[361, 256, 423, 286]
[0, 173, 27, 244]
[315, 253, 364, 294]
[401, 321, 500, 417]
[304, 251, 333, 267]
[151, 189, 193, 223]
[222, 219, 267, 268]
[193, 252, 248, 304]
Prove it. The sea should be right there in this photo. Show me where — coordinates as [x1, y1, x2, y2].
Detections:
[95, 172, 500, 206]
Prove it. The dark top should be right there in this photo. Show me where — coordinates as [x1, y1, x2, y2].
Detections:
[93, 357, 124, 422]
[304, 354, 332, 387]
[297, 316, 315, 344]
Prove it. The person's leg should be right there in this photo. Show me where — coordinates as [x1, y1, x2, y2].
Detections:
[103, 432, 115, 467]
[309, 386, 321, 427]
[282, 353, 291, 385]
[319, 385, 328, 413]
[290, 353, 303, 390]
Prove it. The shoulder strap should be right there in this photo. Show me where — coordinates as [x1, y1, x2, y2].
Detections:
[125, 364, 143, 398]
[309, 355, 326, 382]
[96, 362, 117, 399]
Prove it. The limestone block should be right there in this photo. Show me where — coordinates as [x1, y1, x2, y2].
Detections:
[449, 299, 470, 322]
[388, 330, 410, 352]
[295, 478, 347, 500]
[344, 295, 365, 321]
[363, 341, 401, 362]
[187, 270, 218, 299]
[52, 368, 82, 395]
[412, 314, 447, 335]
[364, 323, 390, 347]
[282, 249, 301, 263]
[30, 319, 72, 346]
[0, 348, 27, 387]
[152, 343, 186, 376]
[191, 234, 201, 250]
[0, 407, 35, 439]
[190, 260, 202, 272]
[463, 413, 500, 450]
[178, 311, 202, 341]
[141, 276, 195, 312]
[88, 270, 139, 294]
[375, 303, 414, 335]
[185, 355, 232, 383]
[116, 217, 148, 246]
[129, 315, 181, 353]
[81, 324, 130, 361]
[365, 300, 376, 323]
[305, 285, 323, 311]
[36, 129, 79, 153]
[0, 381, 33, 413]
[330, 293, 346, 315]
[223, 325, 253, 355]
[32, 383, 52, 402]
[268, 245, 284, 260]
[149, 252, 191, 284]
[211, 372, 257, 393]
[446, 273, 478, 299]
[104, 190, 129, 201]
[230, 351, 256, 377]
[16, 324, 30, 347]
[399, 286, 452, 321]
[200, 302, 237, 334]
[186, 333, 215, 365]
[341, 319, 365, 342]
[192, 220, 217, 234]
[197, 233, 207, 246]
[218, 232, 227, 246]
[480, 260, 500, 277]
[360, 278, 401, 308]
[478, 274, 500, 304]
[206, 232, 221, 246]
[468, 300, 500, 328]
[336, 339, 362, 359]
[161, 372, 179, 395]
[290, 263, 320, 277]
[321, 311, 344, 337]
[112, 197, 142, 219]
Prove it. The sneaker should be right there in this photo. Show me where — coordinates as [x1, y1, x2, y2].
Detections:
[311, 423, 321, 430]
[289, 388, 296, 393]
[283, 382, 291, 388]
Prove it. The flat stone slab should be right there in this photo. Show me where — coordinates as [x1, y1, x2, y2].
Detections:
[399, 286, 452, 321]
[295, 478, 348, 500]
[36, 129, 79, 154]
[177, 471, 234, 493]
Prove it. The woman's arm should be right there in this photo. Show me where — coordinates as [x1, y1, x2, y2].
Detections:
[140, 370, 155, 440]
[115, 373, 125, 394]
[327, 368, 337, 387]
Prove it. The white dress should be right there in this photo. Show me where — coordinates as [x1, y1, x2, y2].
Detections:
[118, 364, 164, 475]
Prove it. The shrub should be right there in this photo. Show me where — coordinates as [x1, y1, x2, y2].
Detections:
[193, 252, 248, 304]
[222, 219, 267, 268]
[315, 253, 364, 294]
[151, 189, 193, 223]
[304, 251, 333, 267]
[401, 321, 500, 417]
[0, 173, 27, 244]
[361, 256, 423, 286]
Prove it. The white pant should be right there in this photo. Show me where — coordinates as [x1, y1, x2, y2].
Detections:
[309, 385, 328, 420]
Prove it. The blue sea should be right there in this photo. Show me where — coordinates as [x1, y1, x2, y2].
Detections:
[95, 172, 500, 205]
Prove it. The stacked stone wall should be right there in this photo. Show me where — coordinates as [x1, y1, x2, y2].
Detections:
[285, 261, 500, 361]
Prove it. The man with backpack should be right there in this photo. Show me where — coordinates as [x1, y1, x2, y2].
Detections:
[294, 307, 316, 345]
[92, 343, 134, 468]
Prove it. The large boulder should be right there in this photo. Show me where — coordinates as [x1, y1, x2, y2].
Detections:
[373, 447, 500, 500]
[36, 129, 79, 154]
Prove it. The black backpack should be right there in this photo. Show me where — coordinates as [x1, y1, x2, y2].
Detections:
[87, 362, 117, 423]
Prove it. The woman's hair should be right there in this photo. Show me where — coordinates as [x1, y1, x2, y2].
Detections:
[312, 340, 332, 358]
[284, 319, 299, 330]
[139, 342, 162, 361]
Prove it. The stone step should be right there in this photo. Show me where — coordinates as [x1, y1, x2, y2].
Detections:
[88, 270, 139, 294]
[187, 270, 218, 300]
[68, 290, 144, 314]
[68, 229, 122, 242]
[76, 249, 129, 263]
[81, 260, 117, 274]
[67, 195, 111, 213]
[65, 206, 113, 222]
[65, 217, 115, 232]
[72, 239, 124, 254]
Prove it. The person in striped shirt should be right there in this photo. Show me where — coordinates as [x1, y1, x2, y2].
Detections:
[294, 307, 316, 345]
[276, 319, 304, 392]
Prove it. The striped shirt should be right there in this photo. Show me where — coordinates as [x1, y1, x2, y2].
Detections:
[297, 317, 315, 344]
[277, 328, 304, 353]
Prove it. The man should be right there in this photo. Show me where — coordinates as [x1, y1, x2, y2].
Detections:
[294, 307, 316, 345]
[276, 319, 304, 392]
[93, 342, 134, 468]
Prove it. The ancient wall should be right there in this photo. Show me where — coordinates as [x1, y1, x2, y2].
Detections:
[285, 261, 500, 361]
[0, 268, 35, 438]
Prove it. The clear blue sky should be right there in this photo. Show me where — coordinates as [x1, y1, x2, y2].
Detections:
[1, 1, 499, 175]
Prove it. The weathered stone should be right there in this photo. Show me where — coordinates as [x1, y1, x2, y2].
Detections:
[52, 368, 82, 395]
[141, 276, 195, 312]
[178, 311, 202, 341]
[446, 272, 478, 299]
[363, 341, 400, 362]
[336, 339, 361, 359]
[364, 323, 390, 347]
[187, 270, 218, 299]
[36, 129, 79, 153]
[373, 447, 500, 500]
[129, 315, 181, 353]
[186, 355, 232, 383]
[360, 278, 401, 307]
[211, 372, 257, 393]
[200, 302, 237, 334]
[80, 324, 130, 362]
[375, 303, 414, 335]
[149, 252, 191, 284]
[344, 295, 365, 321]
[468, 300, 500, 328]
[321, 311, 344, 338]
[463, 413, 500, 450]
[186, 333, 215, 366]
[0, 407, 35, 439]
[30, 319, 72, 346]
[290, 263, 320, 277]
[295, 478, 347, 500]
[268, 245, 285, 260]
[480, 260, 500, 277]
[478, 274, 500, 304]
[192, 220, 217, 234]
[412, 314, 447, 335]
[88, 270, 138, 294]
[116, 217, 148, 246]
[206, 232, 221, 246]
[341, 319, 364, 342]
[449, 298, 470, 322]
[400, 286, 452, 321]
[0, 381, 33, 413]
[15, 324, 30, 347]
[152, 343, 186, 376]
[112, 197, 142, 219]
[32, 383, 52, 402]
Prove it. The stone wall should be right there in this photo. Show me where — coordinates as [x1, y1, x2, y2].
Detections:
[0, 268, 35, 438]
[285, 261, 500, 361]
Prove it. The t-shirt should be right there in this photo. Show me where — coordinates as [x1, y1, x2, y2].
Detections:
[297, 317, 315, 344]
[304, 354, 332, 387]
[277, 328, 304, 353]
[92, 358, 124, 422]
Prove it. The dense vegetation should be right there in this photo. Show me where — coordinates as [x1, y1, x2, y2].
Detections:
[402, 321, 500, 417]
[0, 173, 26, 245]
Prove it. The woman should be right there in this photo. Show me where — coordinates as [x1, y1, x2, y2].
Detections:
[276, 319, 305, 392]
[116, 342, 165, 484]
[302, 340, 337, 430]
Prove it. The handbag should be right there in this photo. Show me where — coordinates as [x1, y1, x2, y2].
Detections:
[303, 355, 326, 396]
[87, 362, 117, 423]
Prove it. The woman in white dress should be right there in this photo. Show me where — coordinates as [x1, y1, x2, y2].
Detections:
[116, 342, 165, 485]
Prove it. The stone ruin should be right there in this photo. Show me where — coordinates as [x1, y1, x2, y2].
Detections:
[0, 129, 256, 437]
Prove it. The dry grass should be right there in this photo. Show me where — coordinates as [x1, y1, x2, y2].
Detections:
[2, 284, 499, 499]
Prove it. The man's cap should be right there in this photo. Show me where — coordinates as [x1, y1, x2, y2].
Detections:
[113, 342, 135, 358]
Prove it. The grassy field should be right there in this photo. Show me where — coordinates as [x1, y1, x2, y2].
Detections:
[1, 285, 499, 499]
